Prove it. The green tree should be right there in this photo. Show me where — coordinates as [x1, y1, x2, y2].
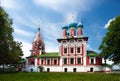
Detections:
[0, 6, 23, 71]
[99, 16, 120, 64]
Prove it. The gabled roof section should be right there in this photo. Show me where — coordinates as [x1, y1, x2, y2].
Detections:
[87, 50, 98, 57]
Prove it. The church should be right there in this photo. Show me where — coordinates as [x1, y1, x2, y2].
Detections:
[25, 21, 111, 72]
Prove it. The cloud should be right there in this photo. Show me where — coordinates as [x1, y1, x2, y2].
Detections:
[14, 28, 34, 37]
[21, 41, 31, 58]
[1, 0, 23, 10]
[33, 0, 96, 13]
[45, 41, 59, 52]
[33, 0, 98, 22]
[86, 44, 99, 53]
[14, 38, 31, 58]
[104, 18, 115, 28]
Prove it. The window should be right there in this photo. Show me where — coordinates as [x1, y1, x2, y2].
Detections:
[90, 58, 94, 64]
[64, 48, 67, 53]
[78, 39, 82, 42]
[77, 58, 81, 64]
[70, 58, 74, 64]
[64, 58, 67, 64]
[54, 59, 57, 65]
[71, 47, 74, 53]
[70, 40, 74, 43]
[77, 47, 81, 53]
[47, 59, 50, 65]
[62, 41, 66, 43]
[41, 59, 44, 65]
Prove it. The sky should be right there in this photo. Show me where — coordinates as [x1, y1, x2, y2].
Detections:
[1, 0, 120, 58]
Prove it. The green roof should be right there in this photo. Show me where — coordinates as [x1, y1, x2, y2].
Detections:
[87, 50, 98, 57]
[26, 55, 37, 58]
[87, 53, 98, 57]
[37, 52, 60, 58]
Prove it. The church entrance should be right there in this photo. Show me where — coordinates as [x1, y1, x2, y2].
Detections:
[47, 68, 50, 72]
[73, 68, 76, 72]
[64, 68, 67, 72]
[31, 68, 33, 72]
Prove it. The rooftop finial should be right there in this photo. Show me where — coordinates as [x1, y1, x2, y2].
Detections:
[72, 13, 74, 22]
[64, 20, 67, 25]
[37, 20, 40, 31]
[38, 20, 40, 27]
[78, 18, 82, 24]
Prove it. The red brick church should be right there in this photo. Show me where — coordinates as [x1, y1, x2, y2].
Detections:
[25, 21, 111, 72]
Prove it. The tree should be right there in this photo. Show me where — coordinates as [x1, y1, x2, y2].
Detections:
[99, 16, 120, 64]
[38, 66, 44, 72]
[0, 6, 23, 72]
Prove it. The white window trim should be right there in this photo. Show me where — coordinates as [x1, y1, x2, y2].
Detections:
[63, 47, 67, 55]
[62, 40, 67, 44]
[77, 57, 82, 64]
[89, 57, 96, 64]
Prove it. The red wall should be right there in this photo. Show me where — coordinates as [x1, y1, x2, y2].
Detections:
[86, 57, 102, 65]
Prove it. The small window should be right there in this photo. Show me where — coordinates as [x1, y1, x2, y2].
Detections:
[47, 59, 50, 65]
[62, 41, 66, 43]
[64, 58, 67, 64]
[71, 47, 74, 53]
[78, 39, 82, 42]
[70, 58, 74, 64]
[77, 47, 81, 53]
[77, 58, 81, 64]
[41, 59, 44, 65]
[70, 40, 74, 43]
[64, 48, 67, 53]
[91, 59, 94, 64]
[54, 59, 57, 65]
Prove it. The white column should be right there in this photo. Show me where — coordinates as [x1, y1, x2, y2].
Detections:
[83, 42, 86, 66]
[35, 58, 37, 66]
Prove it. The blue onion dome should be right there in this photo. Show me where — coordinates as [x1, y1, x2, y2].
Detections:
[68, 22, 77, 28]
[62, 25, 68, 30]
[77, 23, 83, 28]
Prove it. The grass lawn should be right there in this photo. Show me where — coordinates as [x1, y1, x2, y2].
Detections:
[0, 72, 120, 81]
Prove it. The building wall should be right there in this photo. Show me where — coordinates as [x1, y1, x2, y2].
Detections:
[25, 64, 111, 72]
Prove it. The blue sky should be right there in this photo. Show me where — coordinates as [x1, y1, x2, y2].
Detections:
[1, 0, 120, 58]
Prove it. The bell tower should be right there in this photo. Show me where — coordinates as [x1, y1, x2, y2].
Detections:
[30, 27, 45, 56]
